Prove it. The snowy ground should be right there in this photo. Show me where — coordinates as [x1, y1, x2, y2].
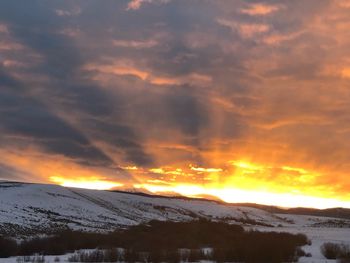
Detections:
[1, 225, 349, 262]
[1, 182, 350, 262]
[0, 182, 282, 236]
[253, 222, 350, 262]
[275, 213, 350, 262]
[253, 214, 350, 263]
[0, 253, 72, 263]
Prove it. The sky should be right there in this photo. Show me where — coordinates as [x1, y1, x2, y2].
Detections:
[1, 0, 350, 208]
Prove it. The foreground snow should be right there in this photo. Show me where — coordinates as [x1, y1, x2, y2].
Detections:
[253, 222, 350, 262]
[0, 226, 350, 262]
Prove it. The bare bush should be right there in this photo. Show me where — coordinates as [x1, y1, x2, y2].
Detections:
[0, 236, 17, 257]
[16, 254, 45, 263]
[2, 220, 309, 262]
[321, 242, 350, 261]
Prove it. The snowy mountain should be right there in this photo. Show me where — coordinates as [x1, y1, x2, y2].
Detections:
[2, 181, 350, 262]
[1, 181, 350, 239]
[0, 181, 281, 236]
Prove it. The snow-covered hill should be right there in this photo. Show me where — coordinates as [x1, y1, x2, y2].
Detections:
[2, 182, 350, 262]
[0, 181, 283, 236]
[1, 182, 350, 239]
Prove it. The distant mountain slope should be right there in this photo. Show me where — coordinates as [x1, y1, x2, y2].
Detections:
[0, 182, 280, 237]
[1, 182, 350, 238]
[227, 203, 350, 220]
[110, 191, 350, 220]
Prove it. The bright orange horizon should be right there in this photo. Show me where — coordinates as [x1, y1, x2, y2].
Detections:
[1, 1, 350, 209]
[48, 160, 350, 209]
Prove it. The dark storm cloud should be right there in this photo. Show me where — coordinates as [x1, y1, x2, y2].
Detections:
[164, 87, 208, 137]
[84, 120, 153, 166]
[0, 0, 154, 170]
[0, 68, 20, 89]
[0, 68, 113, 166]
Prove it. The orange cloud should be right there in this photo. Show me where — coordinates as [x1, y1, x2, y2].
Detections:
[240, 4, 281, 16]
[217, 19, 270, 38]
[263, 31, 305, 45]
[126, 0, 170, 11]
[84, 61, 211, 86]
[341, 67, 350, 78]
[84, 61, 149, 80]
[337, 0, 350, 8]
[50, 176, 123, 190]
[190, 165, 223, 173]
[0, 41, 23, 51]
[113, 39, 158, 49]
[0, 148, 126, 190]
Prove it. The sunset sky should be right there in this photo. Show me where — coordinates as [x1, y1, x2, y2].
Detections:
[1, 0, 350, 208]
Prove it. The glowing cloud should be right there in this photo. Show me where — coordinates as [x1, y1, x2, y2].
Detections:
[190, 165, 223, 173]
[2, 0, 350, 209]
[217, 19, 270, 38]
[240, 4, 281, 16]
[126, 0, 170, 10]
[50, 176, 123, 190]
[136, 182, 350, 209]
[341, 67, 350, 78]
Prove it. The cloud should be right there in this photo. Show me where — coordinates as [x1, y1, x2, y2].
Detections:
[113, 39, 158, 49]
[164, 88, 208, 137]
[0, 41, 23, 51]
[0, 72, 114, 167]
[263, 30, 305, 45]
[341, 67, 350, 78]
[0, 1, 154, 171]
[0, 163, 29, 182]
[1, 0, 350, 206]
[0, 23, 8, 33]
[59, 28, 81, 37]
[240, 3, 281, 16]
[126, 0, 170, 10]
[55, 7, 81, 17]
[217, 19, 270, 38]
[84, 60, 212, 86]
[337, 0, 350, 8]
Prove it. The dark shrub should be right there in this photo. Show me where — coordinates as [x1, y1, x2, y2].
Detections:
[164, 249, 181, 263]
[321, 242, 342, 259]
[0, 220, 309, 262]
[0, 236, 18, 257]
[321, 242, 350, 261]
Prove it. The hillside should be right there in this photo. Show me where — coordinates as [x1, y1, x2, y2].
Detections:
[228, 203, 350, 220]
[1, 182, 350, 237]
[1, 182, 350, 262]
[0, 181, 282, 236]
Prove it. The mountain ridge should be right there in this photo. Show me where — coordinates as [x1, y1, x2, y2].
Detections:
[1, 181, 350, 238]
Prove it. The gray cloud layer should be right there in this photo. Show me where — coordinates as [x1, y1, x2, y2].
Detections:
[1, 0, 350, 199]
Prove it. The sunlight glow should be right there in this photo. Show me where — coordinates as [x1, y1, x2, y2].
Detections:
[47, 159, 350, 209]
[137, 183, 350, 209]
[50, 176, 123, 190]
[190, 165, 223, 173]
[230, 161, 265, 171]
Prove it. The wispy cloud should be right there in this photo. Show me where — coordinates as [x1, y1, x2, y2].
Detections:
[55, 7, 81, 16]
[240, 3, 281, 16]
[113, 39, 158, 49]
[126, 0, 170, 10]
[217, 19, 270, 38]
